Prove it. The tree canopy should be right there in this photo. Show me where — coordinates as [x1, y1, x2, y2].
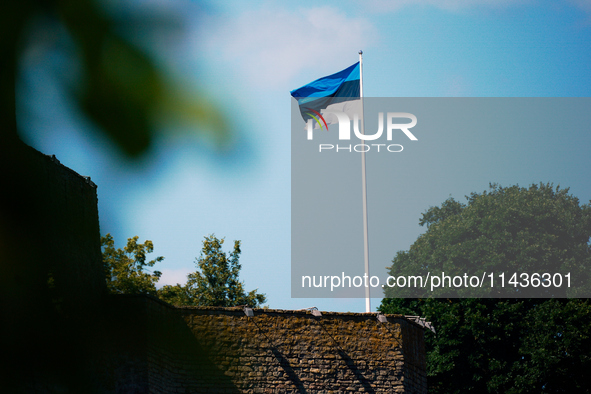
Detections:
[102, 233, 163, 296]
[379, 183, 591, 393]
[386, 183, 591, 298]
[103, 234, 265, 307]
[159, 235, 266, 307]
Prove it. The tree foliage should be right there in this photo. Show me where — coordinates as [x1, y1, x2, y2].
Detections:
[101, 233, 163, 295]
[381, 297, 591, 393]
[159, 235, 266, 307]
[387, 183, 591, 298]
[380, 183, 591, 393]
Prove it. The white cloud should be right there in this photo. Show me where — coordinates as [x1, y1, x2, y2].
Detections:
[158, 268, 190, 287]
[365, 0, 591, 15]
[200, 5, 376, 88]
[366, 0, 533, 12]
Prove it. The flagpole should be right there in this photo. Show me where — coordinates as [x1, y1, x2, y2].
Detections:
[359, 50, 371, 313]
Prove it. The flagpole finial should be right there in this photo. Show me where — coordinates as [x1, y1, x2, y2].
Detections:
[359, 50, 363, 55]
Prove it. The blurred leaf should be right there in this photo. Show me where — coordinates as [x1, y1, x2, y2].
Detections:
[3, 0, 230, 157]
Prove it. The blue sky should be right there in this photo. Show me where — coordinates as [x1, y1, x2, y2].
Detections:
[17, 0, 591, 312]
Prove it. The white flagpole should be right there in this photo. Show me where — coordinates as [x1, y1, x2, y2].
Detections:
[359, 50, 371, 313]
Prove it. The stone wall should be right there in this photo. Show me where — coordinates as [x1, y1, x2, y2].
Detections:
[1, 146, 428, 393]
[179, 306, 427, 394]
[102, 295, 238, 393]
[2, 144, 104, 315]
[1, 144, 106, 392]
[105, 295, 428, 393]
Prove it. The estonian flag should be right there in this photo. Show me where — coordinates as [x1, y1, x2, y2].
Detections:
[290, 62, 361, 129]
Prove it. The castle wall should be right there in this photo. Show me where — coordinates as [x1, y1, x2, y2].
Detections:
[106, 296, 427, 393]
[2, 146, 427, 393]
[178, 306, 427, 394]
[2, 145, 104, 316]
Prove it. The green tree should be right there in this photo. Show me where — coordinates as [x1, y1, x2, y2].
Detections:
[159, 235, 266, 307]
[101, 233, 163, 295]
[379, 183, 591, 393]
[387, 183, 591, 298]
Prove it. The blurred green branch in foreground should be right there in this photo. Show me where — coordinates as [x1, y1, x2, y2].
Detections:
[2, 0, 229, 157]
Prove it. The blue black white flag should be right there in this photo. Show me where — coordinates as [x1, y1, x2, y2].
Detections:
[290, 62, 361, 128]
